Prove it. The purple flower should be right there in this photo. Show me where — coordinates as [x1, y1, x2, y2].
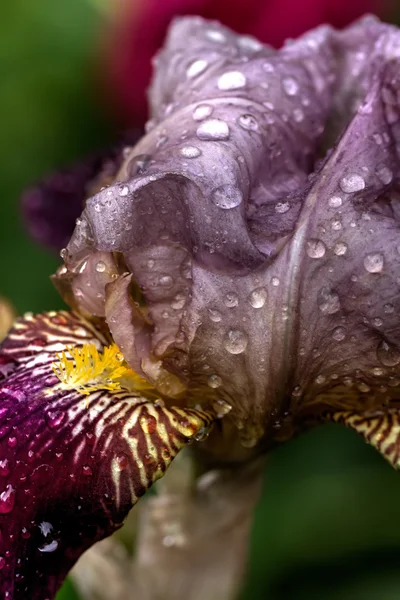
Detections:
[5, 15, 400, 598]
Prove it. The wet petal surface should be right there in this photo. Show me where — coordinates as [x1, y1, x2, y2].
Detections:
[0, 311, 213, 599]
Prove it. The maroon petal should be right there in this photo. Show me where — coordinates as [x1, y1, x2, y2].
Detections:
[0, 311, 213, 599]
[21, 133, 141, 252]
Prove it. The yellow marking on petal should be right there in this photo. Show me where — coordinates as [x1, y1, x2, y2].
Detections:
[52, 342, 154, 396]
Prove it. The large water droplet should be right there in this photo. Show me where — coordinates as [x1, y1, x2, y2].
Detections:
[179, 145, 202, 159]
[46, 410, 65, 430]
[192, 104, 213, 121]
[211, 184, 243, 209]
[376, 166, 393, 185]
[95, 261, 106, 273]
[364, 252, 384, 273]
[197, 119, 230, 141]
[0, 459, 10, 477]
[317, 287, 341, 315]
[306, 239, 326, 259]
[248, 287, 267, 308]
[377, 340, 400, 366]
[224, 329, 248, 354]
[282, 77, 299, 95]
[217, 71, 246, 90]
[159, 274, 173, 288]
[205, 29, 226, 43]
[130, 154, 151, 175]
[187, 59, 208, 78]
[340, 174, 366, 193]
[0, 485, 15, 514]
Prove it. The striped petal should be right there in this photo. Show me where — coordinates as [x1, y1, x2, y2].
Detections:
[0, 311, 213, 599]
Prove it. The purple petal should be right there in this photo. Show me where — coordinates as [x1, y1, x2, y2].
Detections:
[59, 16, 400, 450]
[0, 311, 213, 599]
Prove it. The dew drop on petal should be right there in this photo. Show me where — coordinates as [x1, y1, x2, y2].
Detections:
[333, 242, 348, 256]
[197, 119, 230, 141]
[224, 292, 239, 308]
[0, 459, 10, 477]
[118, 184, 129, 197]
[376, 166, 393, 185]
[0, 485, 15, 514]
[377, 340, 400, 366]
[238, 114, 259, 131]
[275, 201, 290, 213]
[332, 326, 346, 341]
[317, 287, 341, 315]
[329, 196, 343, 208]
[340, 174, 366, 193]
[207, 374, 222, 388]
[208, 309, 222, 322]
[271, 277, 280, 287]
[192, 104, 213, 121]
[315, 374, 326, 384]
[306, 239, 326, 259]
[364, 252, 384, 273]
[282, 77, 299, 95]
[205, 29, 226, 43]
[95, 261, 106, 273]
[211, 184, 243, 209]
[217, 71, 246, 90]
[248, 287, 268, 308]
[187, 59, 208, 78]
[224, 329, 248, 354]
[159, 275, 173, 288]
[39, 540, 59, 553]
[179, 145, 202, 159]
[293, 108, 304, 122]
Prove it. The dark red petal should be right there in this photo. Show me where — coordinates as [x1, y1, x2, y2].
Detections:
[0, 311, 213, 599]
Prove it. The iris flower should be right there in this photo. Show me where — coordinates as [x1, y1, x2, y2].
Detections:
[6, 14, 400, 599]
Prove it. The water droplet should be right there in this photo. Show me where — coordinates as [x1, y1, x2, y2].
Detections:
[217, 71, 246, 90]
[315, 374, 326, 384]
[282, 77, 299, 95]
[59, 248, 67, 259]
[275, 201, 290, 214]
[208, 309, 222, 322]
[95, 261, 106, 273]
[46, 410, 65, 430]
[159, 275, 173, 288]
[116, 454, 129, 470]
[179, 145, 202, 159]
[372, 317, 383, 327]
[211, 184, 243, 209]
[224, 292, 239, 308]
[171, 293, 186, 310]
[118, 184, 129, 197]
[317, 287, 341, 315]
[377, 340, 400, 366]
[384, 303, 395, 314]
[192, 104, 213, 121]
[376, 166, 393, 185]
[271, 277, 280, 287]
[306, 239, 326, 259]
[82, 465, 92, 476]
[187, 59, 208, 78]
[357, 381, 370, 393]
[223, 329, 248, 354]
[197, 119, 230, 141]
[293, 108, 304, 122]
[7, 437, 17, 448]
[340, 174, 366, 193]
[130, 154, 151, 175]
[212, 399, 232, 417]
[0, 556, 5, 570]
[332, 326, 346, 341]
[364, 252, 384, 273]
[0, 459, 10, 477]
[39, 540, 59, 553]
[331, 219, 342, 231]
[205, 29, 226, 43]
[0, 485, 15, 514]
[329, 196, 343, 208]
[248, 287, 267, 308]
[372, 367, 384, 376]
[207, 374, 222, 388]
[333, 242, 348, 256]
[238, 113, 258, 131]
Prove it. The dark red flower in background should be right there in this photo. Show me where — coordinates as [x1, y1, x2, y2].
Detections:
[105, 0, 394, 126]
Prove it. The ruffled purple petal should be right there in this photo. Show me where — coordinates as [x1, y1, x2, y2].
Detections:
[0, 311, 213, 599]
[57, 16, 400, 449]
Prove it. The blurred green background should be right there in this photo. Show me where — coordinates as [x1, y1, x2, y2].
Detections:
[2, 2, 400, 599]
